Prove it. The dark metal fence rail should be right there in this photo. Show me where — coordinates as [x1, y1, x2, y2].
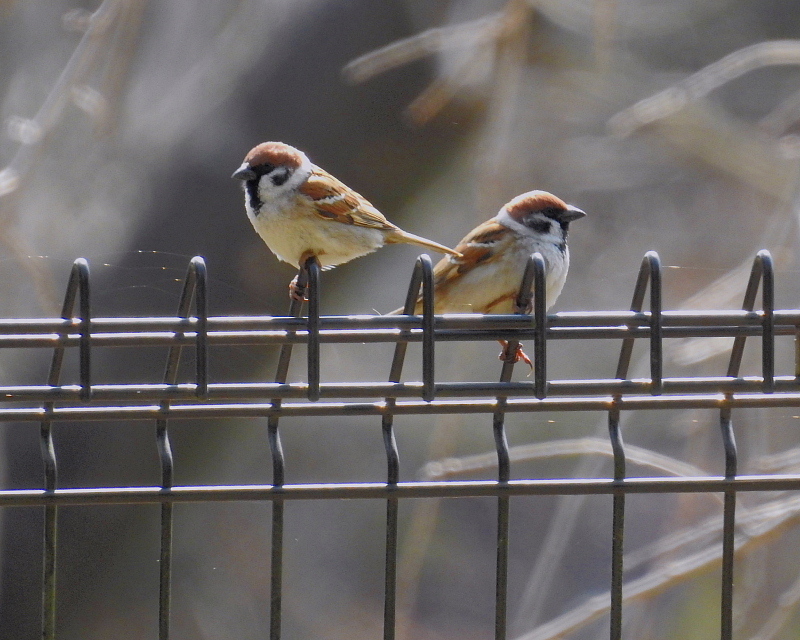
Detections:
[0, 250, 797, 640]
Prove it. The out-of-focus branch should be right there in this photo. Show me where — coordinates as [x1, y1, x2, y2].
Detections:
[475, 0, 530, 196]
[608, 43, 800, 367]
[609, 40, 800, 137]
[514, 494, 800, 640]
[754, 447, 800, 474]
[0, 0, 140, 312]
[420, 436, 714, 482]
[0, 0, 128, 202]
[344, 0, 535, 125]
[760, 86, 800, 137]
[591, 0, 618, 72]
[342, 12, 505, 85]
[402, 42, 490, 126]
[750, 570, 800, 640]
[613, 102, 799, 199]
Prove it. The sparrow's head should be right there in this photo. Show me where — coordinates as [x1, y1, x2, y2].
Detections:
[232, 141, 312, 212]
[498, 190, 585, 249]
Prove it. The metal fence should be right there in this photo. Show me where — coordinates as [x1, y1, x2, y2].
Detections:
[0, 249, 798, 640]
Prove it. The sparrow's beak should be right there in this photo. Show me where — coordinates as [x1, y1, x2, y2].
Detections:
[561, 205, 586, 222]
[232, 163, 257, 181]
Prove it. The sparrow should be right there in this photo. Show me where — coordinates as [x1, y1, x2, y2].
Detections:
[232, 141, 460, 298]
[392, 190, 585, 365]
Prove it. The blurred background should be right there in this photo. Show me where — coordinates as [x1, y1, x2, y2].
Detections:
[1, 0, 800, 638]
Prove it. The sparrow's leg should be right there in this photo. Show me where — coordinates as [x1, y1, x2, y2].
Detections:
[513, 300, 533, 315]
[288, 251, 321, 301]
[501, 293, 534, 367]
[288, 275, 308, 302]
[498, 340, 532, 368]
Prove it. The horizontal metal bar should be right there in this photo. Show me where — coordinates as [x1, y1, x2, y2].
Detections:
[4, 473, 800, 507]
[0, 375, 799, 403]
[2, 392, 800, 422]
[0, 308, 792, 335]
[0, 309, 794, 351]
[0, 323, 796, 349]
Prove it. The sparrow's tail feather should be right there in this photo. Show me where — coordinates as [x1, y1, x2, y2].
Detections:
[387, 297, 427, 315]
[386, 229, 461, 257]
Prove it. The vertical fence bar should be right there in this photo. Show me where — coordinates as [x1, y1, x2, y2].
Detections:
[530, 254, 547, 400]
[40, 258, 90, 640]
[191, 257, 208, 398]
[758, 251, 774, 393]
[417, 255, 435, 403]
[492, 364, 513, 640]
[795, 307, 800, 380]
[40, 425, 58, 640]
[381, 418, 400, 640]
[491, 256, 539, 640]
[76, 259, 91, 401]
[615, 254, 652, 374]
[266, 264, 312, 640]
[492, 350, 514, 640]
[716, 251, 771, 639]
[157, 492, 173, 640]
[380, 259, 426, 640]
[268, 453, 285, 640]
[719, 402, 736, 640]
[608, 406, 625, 640]
[156, 256, 207, 640]
[645, 252, 662, 395]
[605, 250, 661, 640]
[493, 436, 510, 640]
[305, 257, 321, 402]
[727, 251, 765, 376]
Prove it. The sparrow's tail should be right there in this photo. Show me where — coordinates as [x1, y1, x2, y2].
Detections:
[386, 229, 461, 257]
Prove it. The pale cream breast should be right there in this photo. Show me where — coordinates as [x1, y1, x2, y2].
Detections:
[247, 203, 386, 268]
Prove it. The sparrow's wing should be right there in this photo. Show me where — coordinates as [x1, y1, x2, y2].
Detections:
[385, 220, 515, 315]
[396, 219, 515, 313]
[300, 166, 398, 231]
[432, 219, 508, 286]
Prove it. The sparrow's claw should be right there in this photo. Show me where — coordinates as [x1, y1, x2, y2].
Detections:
[498, 340, 533, 369]
[288, 276, 308, 302]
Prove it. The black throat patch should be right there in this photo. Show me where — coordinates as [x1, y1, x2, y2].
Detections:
[245, 180, 262, 214]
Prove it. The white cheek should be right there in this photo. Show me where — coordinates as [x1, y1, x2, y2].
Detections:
[256, 166, 311, 205]
[545, 223, 564, 245]
[544, 246, 569, 305]
[257, 175, 286, 203]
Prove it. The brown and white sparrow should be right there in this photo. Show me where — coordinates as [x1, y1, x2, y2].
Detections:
[393, 190, 585, 364]
[232, 141, 460, 297]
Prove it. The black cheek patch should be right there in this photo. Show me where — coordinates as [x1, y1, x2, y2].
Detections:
[271, 167, 290, 186]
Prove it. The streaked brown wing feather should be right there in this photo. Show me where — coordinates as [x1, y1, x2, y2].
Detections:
[300, 167, 397, 230]
[433, 220, 507, 288]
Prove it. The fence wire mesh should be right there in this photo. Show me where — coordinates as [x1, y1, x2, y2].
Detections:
[1, 249, 799, 640]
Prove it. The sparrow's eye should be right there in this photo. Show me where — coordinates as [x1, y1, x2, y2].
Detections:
[525, 216, 551, 234]
[253, 162, 275, 176]
[270, 166, 291, 186]
[540, 206, 563, 218]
